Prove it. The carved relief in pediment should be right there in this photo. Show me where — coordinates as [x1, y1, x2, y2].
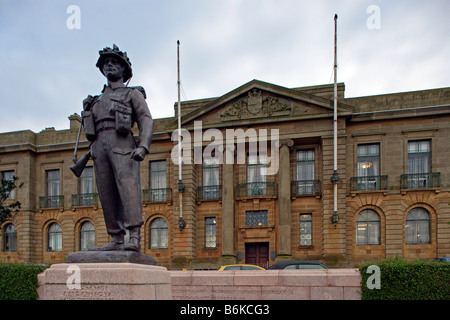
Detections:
[220, 89, 291, 121]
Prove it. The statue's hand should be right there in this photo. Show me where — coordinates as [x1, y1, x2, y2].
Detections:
[83, 95, 94, 111]
[130, 146, 147, 162]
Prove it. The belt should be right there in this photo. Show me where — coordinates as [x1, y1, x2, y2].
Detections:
[95, 120, 116, 133]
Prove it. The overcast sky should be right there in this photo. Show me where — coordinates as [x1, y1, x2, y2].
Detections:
[0, 0, 449, 133]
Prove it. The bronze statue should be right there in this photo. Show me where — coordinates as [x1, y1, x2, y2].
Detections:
[72, 45, 153, 252]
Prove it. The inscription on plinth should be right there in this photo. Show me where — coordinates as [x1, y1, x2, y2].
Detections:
[38, 263, 171, 300]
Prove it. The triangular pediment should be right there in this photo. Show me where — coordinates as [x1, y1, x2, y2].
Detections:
[167, 79, 353, 130]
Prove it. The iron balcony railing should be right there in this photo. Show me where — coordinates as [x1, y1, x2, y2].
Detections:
[236, 182, 277, 197]
[143, 188, 172, 203]
[197, 185, 222, 200]
[72, 193, 98, 207]
[350, 175, 388, 192]
[291, 180, 321, 196]
[401, 172, 440, 189]
[39, 195, 64, 209]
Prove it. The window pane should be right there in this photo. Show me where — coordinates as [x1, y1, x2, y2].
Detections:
[300, 214, 312, 246]
[46, 170, 60, 196]
[2, 171, 15, 199]
[48, 223, 62, 251]
[79, 167, 94, 194]
[356, 210, 381, 245]
[150, 161, 167, 189]
[4, 224, 17, 252]
[408, 141, 431, 174]
[150, 218, 168, 249]
[357, 144, 380, 177]
[406, 208, 430, 244]
[246, 210, 268, 226]
[80, 221, 95, 251]
[205, 217, 216, 248]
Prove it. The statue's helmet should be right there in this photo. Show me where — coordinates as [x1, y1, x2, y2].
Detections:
[96, 44, 133, 82]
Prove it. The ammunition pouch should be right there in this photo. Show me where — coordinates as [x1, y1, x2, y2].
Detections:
[114, 104, 133, 134]
[82, 110, 96, 141]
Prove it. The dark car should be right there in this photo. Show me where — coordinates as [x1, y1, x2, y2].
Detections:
[434, 257, 450, 262]
[268, 260, 328, 270]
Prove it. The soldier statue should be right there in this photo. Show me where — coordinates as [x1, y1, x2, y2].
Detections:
[76, 45, 153, 252]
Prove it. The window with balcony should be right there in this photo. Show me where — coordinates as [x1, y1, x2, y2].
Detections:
[237, 153, 276, 197]
[402, 140, 440, 189]
[352, 144, 387, 191]
[73, 167, 97, 206]
[199, 156, 221, 200]
[40, 170, 63, 208]
[292, 149, 319, 195]
[144, 161, 170, 202]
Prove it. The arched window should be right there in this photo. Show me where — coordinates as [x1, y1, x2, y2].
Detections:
[47, 223, 62, 252]
[406, 208, 430, 244]
[150, 218, 168, 249]
[4, 224, 17, 252]
[356, 209, 381, 245]
[80, 221, 95, 251]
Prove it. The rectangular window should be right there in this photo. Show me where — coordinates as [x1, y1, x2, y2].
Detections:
[205, 217, 217, 248]
[46, 169, 61, 208]
[407, 140, 432, 188]
[296, 150, 315, 181]
[149, 160, 167, 202]
[247, 153, 267, 195]
[2, 170, 15, 199]
[295, 150, 316, 194]
[299, 214, 312, 246]
[46, 169, 60, 196]
[245, 210, 268, 227]
[78, 167, 94, 206]
[79, 167, 94, 194]
[202, 157, 220, 199]
[357, 144, 380, 191]
[408, 140, 431, 174]
[357, 144, 380, 177]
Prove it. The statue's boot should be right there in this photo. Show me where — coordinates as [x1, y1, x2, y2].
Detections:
[124, 227, 141, 252]
[91, 234, 124, 251]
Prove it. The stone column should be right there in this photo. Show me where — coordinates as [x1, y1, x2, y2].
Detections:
[221, 144, 235, 261]
[277, 139, 294, 259]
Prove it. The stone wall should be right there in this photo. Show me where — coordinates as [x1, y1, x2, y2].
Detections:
[170, 269, 361, 300]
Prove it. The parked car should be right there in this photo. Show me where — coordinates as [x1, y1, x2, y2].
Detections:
[267, 260, 328, 270]
[434, 257, 450, 262]
[218, 264, 265, 271]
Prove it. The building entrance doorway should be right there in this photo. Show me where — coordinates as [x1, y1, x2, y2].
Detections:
[245, 242, 269, 268]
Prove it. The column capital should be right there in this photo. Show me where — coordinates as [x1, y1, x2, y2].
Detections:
[280, 139, 294, 148]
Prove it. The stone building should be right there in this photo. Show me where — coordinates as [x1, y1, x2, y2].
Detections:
[1, 80, 449, 268]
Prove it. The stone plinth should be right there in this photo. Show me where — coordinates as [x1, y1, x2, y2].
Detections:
[66, 250, 156, 265]
[38, 263, 171, 300]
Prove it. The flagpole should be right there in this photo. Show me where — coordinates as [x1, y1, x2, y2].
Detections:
[331, 14, 339, 227]
[177, 40, 186, 231]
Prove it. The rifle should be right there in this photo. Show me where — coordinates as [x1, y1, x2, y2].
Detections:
[71, 100, 93, 177]
[70, 150, 91, 177]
